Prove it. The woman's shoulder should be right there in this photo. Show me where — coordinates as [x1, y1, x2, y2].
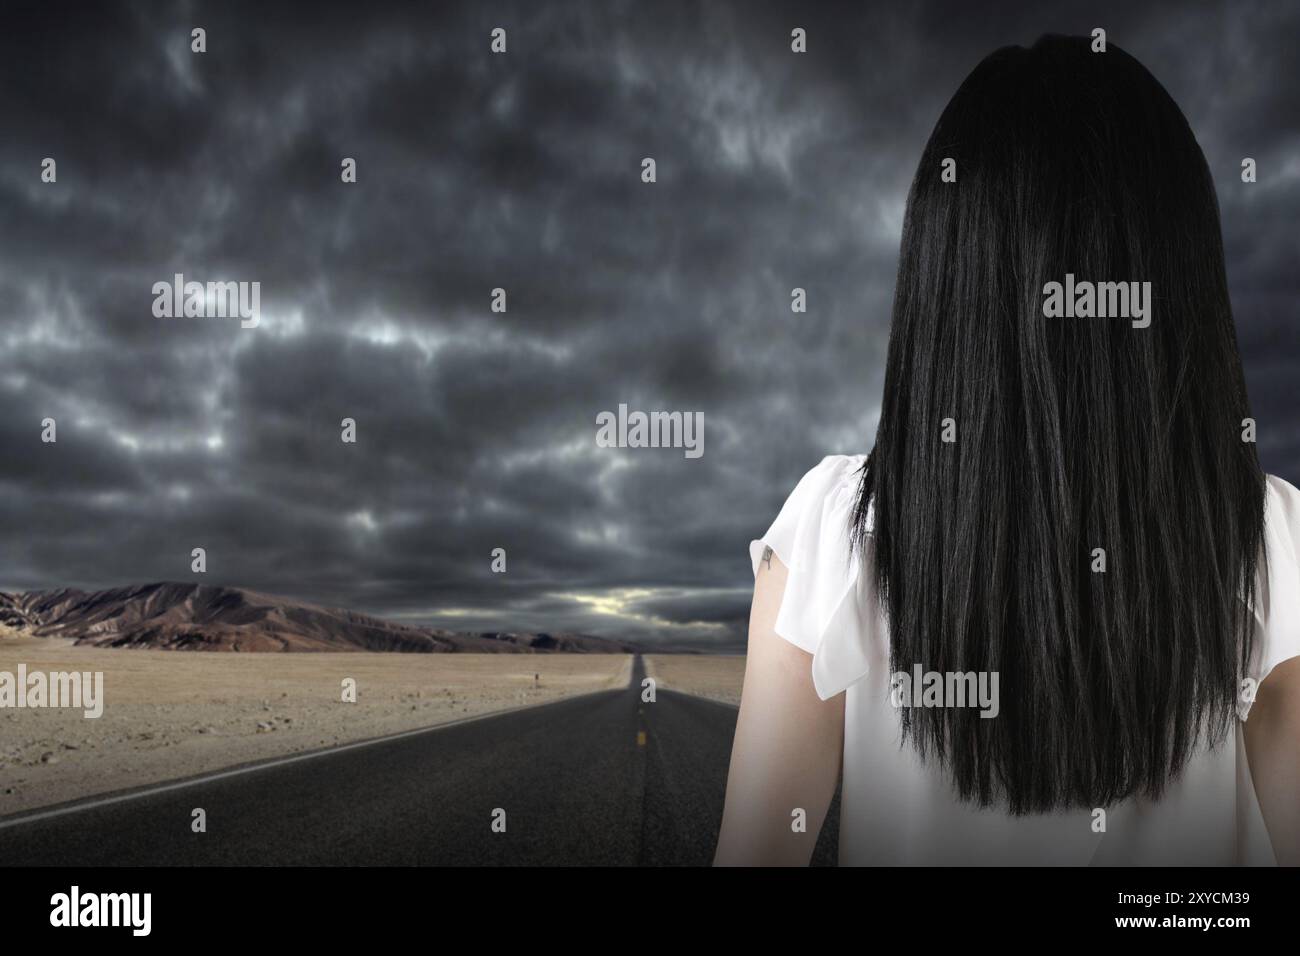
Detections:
[1263, 473, 1300, 571]
[769, 454, 868, 540]
[1265, 473, 1300, 521]
[1238, 474, 1300, 717]
[783, 454, 868, 506]
[750, 454, 877, 699]
[751, 454, 867, 574]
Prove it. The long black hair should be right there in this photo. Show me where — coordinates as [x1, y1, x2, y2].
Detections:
[853, 35, 1266, 814]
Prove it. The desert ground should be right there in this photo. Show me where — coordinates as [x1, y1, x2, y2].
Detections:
[0, 626, 631, 816]
[644, 654, 745, 706]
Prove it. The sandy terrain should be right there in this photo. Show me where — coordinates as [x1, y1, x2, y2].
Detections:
[0, 627, 631, 816]
[644, 654, 745, 706]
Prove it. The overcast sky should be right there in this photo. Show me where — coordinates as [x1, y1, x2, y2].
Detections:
[1, 0, 1296, 647]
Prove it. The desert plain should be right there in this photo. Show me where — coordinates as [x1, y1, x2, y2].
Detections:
[0, 629, 748, 817]
[0, 627, 632, 816]
[644, 654, 745, 706]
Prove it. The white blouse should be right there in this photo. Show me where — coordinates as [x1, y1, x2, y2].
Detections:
[751, 454, 1300, 865]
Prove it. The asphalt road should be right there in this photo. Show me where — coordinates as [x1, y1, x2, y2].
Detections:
[0, 656, 839, 866]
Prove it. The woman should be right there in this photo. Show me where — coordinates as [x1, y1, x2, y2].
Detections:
[715, 35, 1299, 866]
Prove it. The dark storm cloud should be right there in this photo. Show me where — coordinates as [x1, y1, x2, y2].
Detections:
[1, 0, 1296, 647]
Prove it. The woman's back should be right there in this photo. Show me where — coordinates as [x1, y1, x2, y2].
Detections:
[748, 454, 1300, 865]
[716, 35, 1297, 868]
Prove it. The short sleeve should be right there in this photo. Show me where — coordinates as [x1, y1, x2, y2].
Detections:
[749, 454, 883, 700]
[1242, 474, 1300, 719]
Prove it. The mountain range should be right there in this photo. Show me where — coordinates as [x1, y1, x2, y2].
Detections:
[0, 582, 643, 653]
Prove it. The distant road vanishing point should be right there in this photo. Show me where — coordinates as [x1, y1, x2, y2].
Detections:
[0, 657, 839, 866]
